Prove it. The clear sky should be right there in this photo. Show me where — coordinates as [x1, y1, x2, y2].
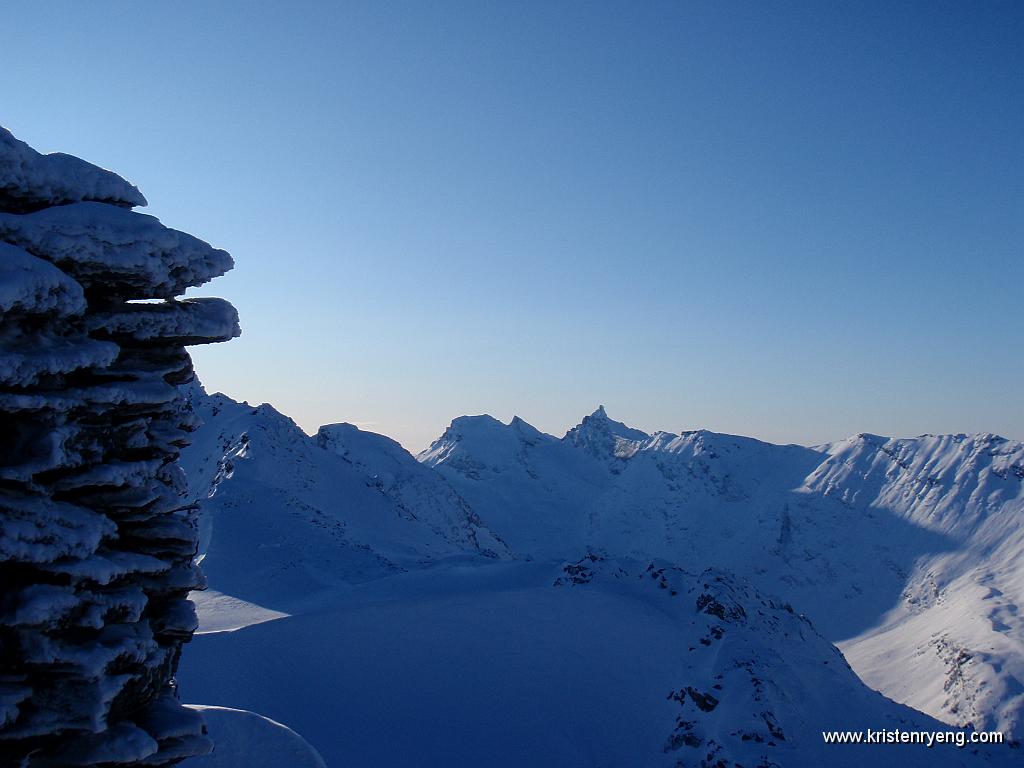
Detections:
[5, 1, 1022, 450]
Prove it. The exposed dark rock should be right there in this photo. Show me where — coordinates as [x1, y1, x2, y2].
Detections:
[686, 687, 720, 712]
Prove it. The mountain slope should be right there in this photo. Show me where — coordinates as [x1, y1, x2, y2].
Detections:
[316, 422, 506, 558]
[812, 433, 1024, 737]
[177, 385, 505, 613]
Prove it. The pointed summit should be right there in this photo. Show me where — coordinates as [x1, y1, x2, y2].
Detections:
[510, 415, 544, 439]
[564, 405, 649, 460]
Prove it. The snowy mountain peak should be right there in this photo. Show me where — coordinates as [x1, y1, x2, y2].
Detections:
[418, 411, 559, 475]
[449, 413, 504, 432]
[510, 415, 546, 439]
[316, 422, 408, 469]
[564, 405, 650, 460]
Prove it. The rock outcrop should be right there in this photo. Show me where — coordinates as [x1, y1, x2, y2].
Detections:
[0, 127, 239, 766]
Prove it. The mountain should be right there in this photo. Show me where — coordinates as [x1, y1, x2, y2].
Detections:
[174, 390, 1022, 765]
[564, 404, 652, 461]
[315, 422, 506, 558]
[420, 411, 1024, 737]
[177, 384, 506, 618]
[417, 412, 608, 560]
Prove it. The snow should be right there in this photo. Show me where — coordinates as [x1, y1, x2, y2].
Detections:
[87, 298, 241, 345]
[0, 332, 120, 387]
[179, 556, 1015, 767]
[0, 379, 183, 414]
[0, 241, 86, 316]
[1, 584, 147, 630]
[0, 202, 233, 298]
[190, 591, 289, 635]
[0, 495, 114, 564]
[181, 707, 327, 768]
[0, 125, 147, 212]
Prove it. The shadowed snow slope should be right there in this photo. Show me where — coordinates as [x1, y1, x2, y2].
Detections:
[179, 556, 1015, 768]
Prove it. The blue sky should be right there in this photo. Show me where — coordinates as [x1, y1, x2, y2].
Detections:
[6, 1, 1022, 449]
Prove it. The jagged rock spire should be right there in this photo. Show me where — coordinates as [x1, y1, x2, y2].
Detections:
[0, 127, 238, 765]
[564, 404, 649, 460]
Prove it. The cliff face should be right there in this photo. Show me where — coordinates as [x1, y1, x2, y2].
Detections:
[0, 127, 238, 766]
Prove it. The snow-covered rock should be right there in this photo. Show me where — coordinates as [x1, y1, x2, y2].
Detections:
[0, 202, 233, 299]
[0, 242, 86, 316]
[0, 126, 146, 213]
[0, 126, 237, 766]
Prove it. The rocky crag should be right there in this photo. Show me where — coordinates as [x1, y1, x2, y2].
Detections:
[0, 127, 238, 766]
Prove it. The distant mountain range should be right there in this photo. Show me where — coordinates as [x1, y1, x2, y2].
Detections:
[177, 385, 1023, 766]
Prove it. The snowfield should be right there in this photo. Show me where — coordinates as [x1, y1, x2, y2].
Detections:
[177, 388, 1023, 766]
